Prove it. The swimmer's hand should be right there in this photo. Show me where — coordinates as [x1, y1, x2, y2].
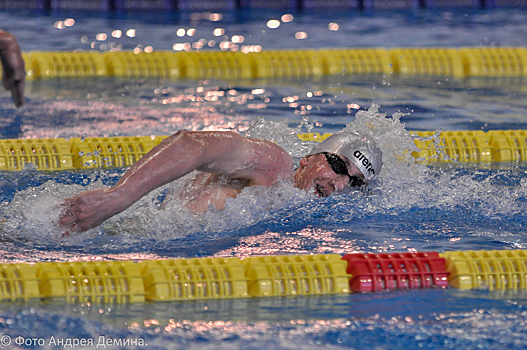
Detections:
[58, 188, 126, 233]
[0, 31, 26, 107]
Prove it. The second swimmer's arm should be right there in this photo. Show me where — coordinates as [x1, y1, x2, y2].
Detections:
[0, 31, 25, 107]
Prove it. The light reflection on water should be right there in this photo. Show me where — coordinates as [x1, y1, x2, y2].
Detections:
[215, 228, 363, 258]
[2, 290, 527, 349]
[4, 9, 527, 52]
[3, 74, 527, 141]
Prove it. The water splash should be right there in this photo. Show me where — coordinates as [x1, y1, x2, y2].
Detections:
[336, 105, 525, 217]
[242, 117, 313, 160]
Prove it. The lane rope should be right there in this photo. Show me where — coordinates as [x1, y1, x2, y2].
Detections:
[1, 250, 525, 304]
[1, 130, 526, 172]
[19, 47, 527, 80]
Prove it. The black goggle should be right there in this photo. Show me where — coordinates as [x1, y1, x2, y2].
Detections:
[322, 152, 365, 188]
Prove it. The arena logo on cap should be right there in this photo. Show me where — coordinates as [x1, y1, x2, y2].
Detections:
[353, 150, 375, 175]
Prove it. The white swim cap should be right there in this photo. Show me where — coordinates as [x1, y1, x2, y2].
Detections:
[309, 130, 382, 181]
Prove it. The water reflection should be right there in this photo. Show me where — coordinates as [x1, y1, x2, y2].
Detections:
[215, 228, 363, 257]
[6, 74, 526, 140]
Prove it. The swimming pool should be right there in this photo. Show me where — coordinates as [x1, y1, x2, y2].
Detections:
[2, 7, 527, 350]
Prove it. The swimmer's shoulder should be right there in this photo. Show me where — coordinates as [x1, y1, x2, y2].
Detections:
[240, 136, 293, 185]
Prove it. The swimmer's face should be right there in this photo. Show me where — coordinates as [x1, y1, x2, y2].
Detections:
[293, 153, 365, 197]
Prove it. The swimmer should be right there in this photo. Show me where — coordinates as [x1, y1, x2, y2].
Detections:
[59, 129, 382, 233]
[0, 30, 25, 107]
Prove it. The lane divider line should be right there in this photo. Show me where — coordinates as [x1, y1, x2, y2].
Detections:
[2, 130, 527, 172]
[20, 47, 527, 80]
[1, 250, 525, 304]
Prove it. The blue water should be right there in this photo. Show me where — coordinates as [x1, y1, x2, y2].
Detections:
[1, 7, 527, 350]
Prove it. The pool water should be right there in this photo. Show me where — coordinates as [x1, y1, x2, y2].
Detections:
[1, 7, 527, 350]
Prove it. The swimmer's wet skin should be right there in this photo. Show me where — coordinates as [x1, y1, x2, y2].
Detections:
[0, 31, 25, 107]
[59, 130, 382, 233]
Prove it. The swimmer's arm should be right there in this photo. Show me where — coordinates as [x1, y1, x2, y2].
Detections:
[59, 130, 292, 232]
[0, 31, 25, 107]
[113, 130, 292, 206]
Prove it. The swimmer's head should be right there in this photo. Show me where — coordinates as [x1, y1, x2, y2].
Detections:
[293, 130, 382, 197]
[309, 130, 383, 182]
